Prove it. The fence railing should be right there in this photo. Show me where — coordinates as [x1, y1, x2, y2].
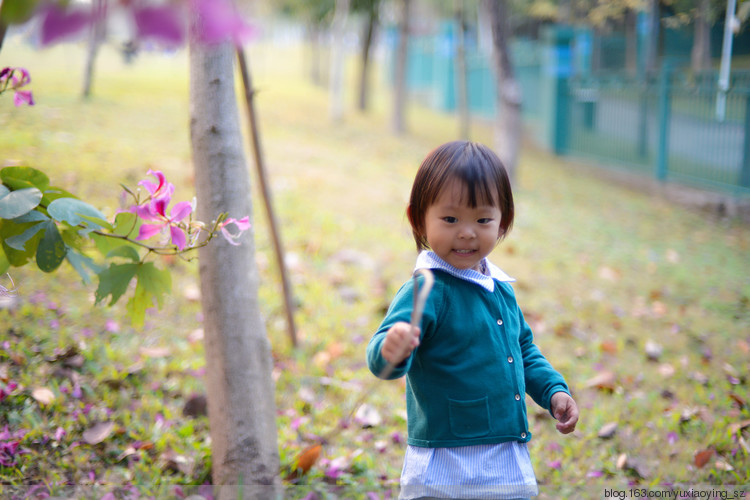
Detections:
[389, 25, 750, 197]
[565, 68, 750, 195]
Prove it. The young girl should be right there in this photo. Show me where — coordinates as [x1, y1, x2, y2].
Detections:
[367, 141, 578, 499]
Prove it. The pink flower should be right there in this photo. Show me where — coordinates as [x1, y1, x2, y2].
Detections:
[219, 216, 250, 246]
[1, 67, 34, 107]
[138, 170, 174, 202]
[137, 200, 192, 250]
[54, 427, 66, 441]
[133, 5, 185, 46]
[132, 171, 191, 250]
[189, 0, 256, 44]
[13, 90, 34, 106]
[39, 3, 92, 46]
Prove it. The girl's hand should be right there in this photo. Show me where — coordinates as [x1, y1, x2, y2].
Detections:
[550, 392, 579, 434]
[381, 321, 420, 365]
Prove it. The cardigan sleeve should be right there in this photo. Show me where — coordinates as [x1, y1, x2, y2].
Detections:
[516, 304, 571, 412]
[366, 273, 442, 380]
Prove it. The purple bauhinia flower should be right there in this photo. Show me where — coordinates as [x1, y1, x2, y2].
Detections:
[219, 216, 250, 246]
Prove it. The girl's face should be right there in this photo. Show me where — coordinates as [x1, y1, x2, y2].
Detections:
[423, 178, 502, 272]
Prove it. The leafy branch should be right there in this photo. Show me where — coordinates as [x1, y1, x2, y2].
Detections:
[0, 166, 249, 327]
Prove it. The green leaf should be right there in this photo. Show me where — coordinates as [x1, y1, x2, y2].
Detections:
[0, 219, 41, 267]
[0, 0, 40, 24]
[95, 263, 139, 306]
[135, 262, 171, 308]
[43, 186, 79, 206]
[79, 213, 113, 231]
[5, 222, 46, 251]
[0, 167, 50, 191]
[111, 211, 140, 237]
[66, 251, 103, 286]
[126, 263, 171, 328]
[47, 197, 107, 227]
[36, 221, 68, 273]
[60, 227, 88, 253]
[0, 247, 9, 275]
[0, 187, 43, 219]
[107, 245, 142, 262]
[12, 211, 48, 224]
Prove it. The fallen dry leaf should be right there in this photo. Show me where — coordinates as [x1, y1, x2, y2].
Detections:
[599, 340, 618, 354]
[354, 404, 382, 428]
[31, 387, 55, 405]
[658, 363, 675, 378]
[83, 421, 114, 445]
[714, 459, 734, 472]
[693, 448, 714, 468]
[729, 393, 747, 409]
[584, 371, 617, 391]
[139, 346, 171, 358]
[728, 419, 750, 437]
[287, 444, 322, 479]
[644, 341, 663, 361]
[598, 422, 618, 439]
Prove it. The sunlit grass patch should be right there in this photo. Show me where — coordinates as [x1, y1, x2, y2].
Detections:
[1, 34, 749, 496]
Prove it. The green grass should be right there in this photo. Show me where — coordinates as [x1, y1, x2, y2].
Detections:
[1, 38, 749, 498]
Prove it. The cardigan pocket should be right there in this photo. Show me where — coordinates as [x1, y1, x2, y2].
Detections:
[448, 396, 491, 438]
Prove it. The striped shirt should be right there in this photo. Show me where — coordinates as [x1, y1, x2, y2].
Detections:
[399, 251, 538, 500]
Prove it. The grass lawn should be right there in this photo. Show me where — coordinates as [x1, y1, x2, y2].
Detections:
[1, 36, 749, 498]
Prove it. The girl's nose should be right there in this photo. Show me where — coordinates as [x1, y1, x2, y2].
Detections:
[457, 224, 476, 239]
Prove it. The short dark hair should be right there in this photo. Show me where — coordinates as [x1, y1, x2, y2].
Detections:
[407, 141, 514, 251]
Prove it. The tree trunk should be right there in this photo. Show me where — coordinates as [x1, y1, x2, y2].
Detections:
[644, 0, 660, 76]
[307, 24, 324, 87]
[357, 0, 379, 111]
[482, 0, 522, 182]
[0, 22, 8, 52]
[189, 40, 280, 496]
[691, 0, 712, 72]
[455, 0, 470, 139]
[625, 8, 638, 76]
[82, 0, 106, 99]
[329, 0, 350, 122]
[392, 0, 410, 134]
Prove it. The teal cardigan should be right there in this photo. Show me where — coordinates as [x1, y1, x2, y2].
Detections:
[366, 270, 570, 448]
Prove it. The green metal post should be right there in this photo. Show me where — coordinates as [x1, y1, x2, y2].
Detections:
[542, 26, 574, 155]
[740, 95, 750, 188]
[655, 63, 671, 182]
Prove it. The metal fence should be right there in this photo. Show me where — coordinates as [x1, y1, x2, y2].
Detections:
[567, 68, 750, 195]
[389, 26, 750, 197]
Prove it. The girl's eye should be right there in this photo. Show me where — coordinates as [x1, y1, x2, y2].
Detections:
[442, 217, 457, 223]
[478, 218, 494, 224]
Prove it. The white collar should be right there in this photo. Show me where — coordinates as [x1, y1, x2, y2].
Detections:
[414, 250, 515, 292]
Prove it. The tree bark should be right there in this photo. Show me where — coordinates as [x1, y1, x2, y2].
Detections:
[625, 8, 638, 76]
[329, 0, 350, 122]
[189, 40, 280, 496]
[454, 0, 470, 139]
[357, 0, 379, 111]
[82, 0, 106, 99]
[392, 0, 410, 134]
[691, 0, 712, 72]
[482, 0, 522, 182]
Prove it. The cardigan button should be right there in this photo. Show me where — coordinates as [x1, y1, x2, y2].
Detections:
[496, 319, 503, 326]
[507, 356, 513, 363]
[515, 394, 521, 401]
[521, 432, 527, 439]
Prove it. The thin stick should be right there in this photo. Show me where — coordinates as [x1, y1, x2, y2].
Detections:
[292, 269, 435, 472]
[377, 268, 434, 380]
[236, 45, 298, 348]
